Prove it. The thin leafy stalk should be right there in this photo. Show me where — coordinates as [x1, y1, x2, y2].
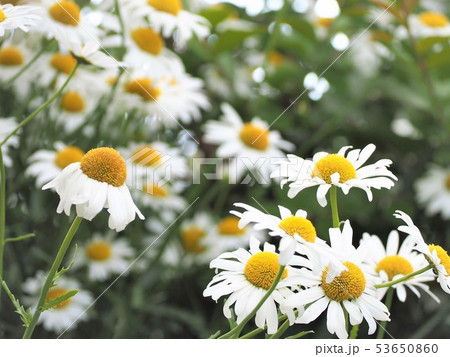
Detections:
[374, 265, 432, 288]
[377, 287, 394, 339]
[330, 186, 340, 228]
[0, 147, 5, 302]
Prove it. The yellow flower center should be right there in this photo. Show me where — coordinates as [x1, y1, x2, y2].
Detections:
[182, 226, 207, 254]
[131, 27, 164, 55]
[143, 183, 168, 197]
[312, 154, 357, 184]
[61, 91, 85, 113]
[0, 8, 6, 22]
[54, 146, 84, 169]
[46, 287, 71, 309]
[278, 216, 316, 242]
[131, 145, 162, 167]
[50, 53, 77, 74]
[317, 17, 333, 28]
[147, 0, 182, 16]
[267, 51, 284, 66]
[80, 147, 127, 187]
[218, 216, 246, 236]
[244, 251, 288, 290]
[376, 255, 414, 281]
[445, 174, 450, 191]
[239, 123, 269, 151]
[124, 78, 161, 102]
[429, 244, 450, 276]
[322, 262, 366, 302]
[418, 11, 448, 28]
[49, 1, 81, 26]
[0, 46, 24, 66]
[85, 241, 112, 261]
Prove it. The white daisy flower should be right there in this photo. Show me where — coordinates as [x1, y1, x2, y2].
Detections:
[0, 42, 32, 82]
[120, 141, 190, 187]
[26, 142, 84, 188]
[104, 23, 183, 76]
[74, 234, 134, 281]
[408, 11, 450, 38]
[22, 272, 93, 334]
[0, 3, 42, 37]
[284, 220, 390, 339]
[116, 71, 209, 127]
[394, 210, 450, 294]
[203, 103, 295, 182]
[0, 117, 19, 167]
[203, 236, 304, 334]
[122, 0, 210, 45]
[32, 0, 100, 45]
[135, 182, 187, 223]
[360, 230, 439, 303]
[42, 147, 144, 232]
[230, 202, 343, 275]
[271, 143, 397, 207]
[415, 165, 450, 219]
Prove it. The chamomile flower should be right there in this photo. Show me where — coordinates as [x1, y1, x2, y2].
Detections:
[394, 210, 450, 294]
[408, 11, 450, 38]
[122, 0, 210, 45]
[272, 143, 397, 207]
[0, 3, 42, 36]
[33, 0, 100, 44]
[284, 221, 390, 339]
[74, 234, 135, 281]
[0, 42, 32, 82]
[43, 147, 144, 232]
[0, 117, 18, 167]
[120, 141, 190, 186]
[26, 142, 84, 188]
[212, 216, 263, 252]
[203, 236, 303, 334]
[117, 71, 209, 126]
[360, 231, 438, 302]
[135, 182, 187, 223]
[105, 24, 182, 75]
[230, 203, 344, 277]
[22, 272, 93, 333]
[414, 165, 450, 219]
[203, 103, 295, 181]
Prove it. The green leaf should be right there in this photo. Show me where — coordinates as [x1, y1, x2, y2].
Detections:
[42, 289, 78, 311]
[199, 7, 232, 28]
[285, 330, 314, 339]
[416, 36, 450, 54]
[53, 244, 78, 285]
[212, 28, 264, 53]
[5, 233, 35, 243]
[1, 280, 32, 327]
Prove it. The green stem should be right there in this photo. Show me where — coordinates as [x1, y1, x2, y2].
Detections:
[0, 62, 79, 147]
[374, 265, 432, 289]
[5, 233, 35, 243]
[219, 265, 286, 339]
[0, 147, 5, 302]
[264, 0, 291, 63]
[330, 186, 340, 228]
[22, 216, 83, 339]
[114, 0, 126, 52]
[349, 324, 359, 339]
[2, 42, 49, 87]
[268, 317, 290, 339]
[377, 287, 394, 339]
[239, 327, 264, 339]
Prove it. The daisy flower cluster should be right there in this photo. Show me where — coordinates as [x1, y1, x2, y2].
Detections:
[204, 144, 450, 339]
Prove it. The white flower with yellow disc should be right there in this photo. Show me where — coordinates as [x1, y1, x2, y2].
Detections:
[204, 103, 295, 182]
[414, 165, 450, 219]
[271, 143, 397, 207]
[394, 210, 450, 294]
[26, 142, 84, 188]
[408, 11, 450, 38]
[0, 41, 33, 82]
[32, 0, 100, 45]
[22, 272, 93, 334]
[203, 236, 304, 334]
[43, 147, 144, 232]
[284, 221, 390, 339]
[360, 230, 439, 303]
[122, 0, 210, 45]
[74, 234, 135, 281]
[0, 3, 42, 36]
